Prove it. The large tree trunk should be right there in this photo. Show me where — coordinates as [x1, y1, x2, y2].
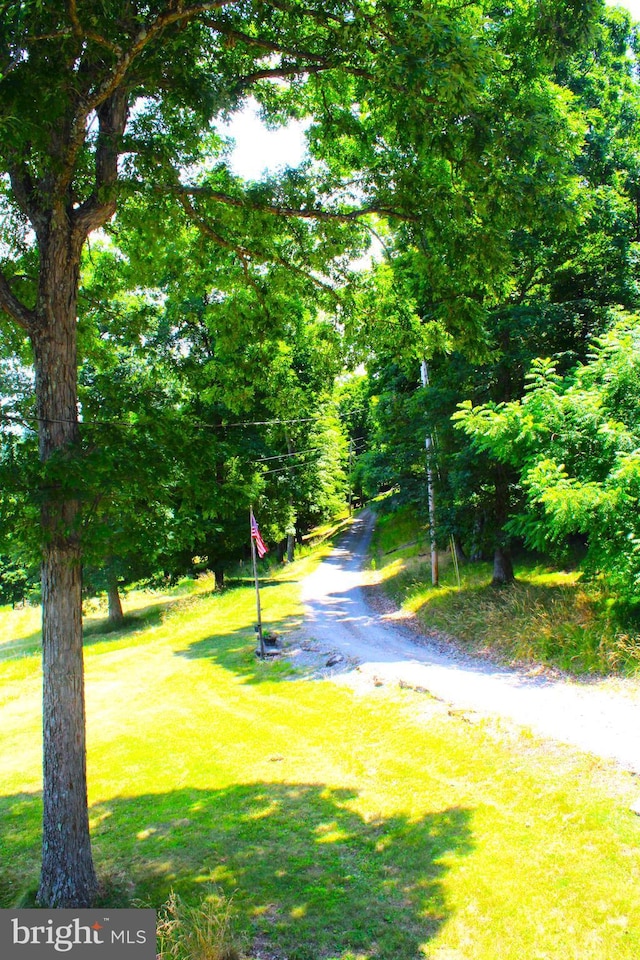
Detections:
[106, 564, 124, 625]
[492, 545, 515, 586]
[33, 224, 97, 907]
[453, 535, 467, 566]
[491, 467, 515, 587]
[287, 532, 295, 564]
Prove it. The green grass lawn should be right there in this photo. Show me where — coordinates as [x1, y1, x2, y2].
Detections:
[1, 538, 640, 959]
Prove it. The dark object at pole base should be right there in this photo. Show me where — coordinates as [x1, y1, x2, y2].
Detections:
[255, 632, 279, 659]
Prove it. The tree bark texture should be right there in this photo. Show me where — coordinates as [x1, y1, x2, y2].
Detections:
[492, 545, 515, 586]
[33, 224, 97, 907]
[491, 466, 515, 587]
[107, 571, 124, 625]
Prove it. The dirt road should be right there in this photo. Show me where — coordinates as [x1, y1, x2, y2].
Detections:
[291, 510, 640, 775]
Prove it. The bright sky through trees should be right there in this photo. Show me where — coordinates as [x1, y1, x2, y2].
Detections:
[616, 0, 640, 16]
[220, 97, 308, 180]
[223, 1, 640, 181]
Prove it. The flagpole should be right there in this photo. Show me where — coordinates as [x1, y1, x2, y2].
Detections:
[250, 505, 265, 658]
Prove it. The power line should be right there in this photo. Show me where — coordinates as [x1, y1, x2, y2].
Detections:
[0, 409, 368, 437]
[262, 458, 325, 477]
[254, 445, 325, 464]
[1, 409, 367, 449]
[260, 441, 366, 476]
[0, 411, 321, 432]
[0, 412, 368, 477]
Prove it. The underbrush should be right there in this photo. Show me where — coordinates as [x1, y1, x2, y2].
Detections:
[369, 503, 640, 676]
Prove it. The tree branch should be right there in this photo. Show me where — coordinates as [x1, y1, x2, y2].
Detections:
[201, 18, 329, 63]
[262, 0, 345, 30]
[6, 161, 49, 238]
[206, 15, 413, 96]
[159, 183, 418, 223]
[68, 0, 82, 38]
[231, 62, 332, 95]
[185, 193, 341, 295]
[72, 88, 129, 239]
[0, 271, 36, 331]
[53, 1, 239, 199]
[28, 27, 122, 55]
[80, 0, 240, 113]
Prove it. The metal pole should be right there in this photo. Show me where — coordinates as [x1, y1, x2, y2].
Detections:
[250, 506, 265, 657]
[420, 360, 439, 586]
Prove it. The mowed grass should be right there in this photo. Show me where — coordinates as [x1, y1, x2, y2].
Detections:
[368, 504, 640, 676]
[1, 537, 640, 959]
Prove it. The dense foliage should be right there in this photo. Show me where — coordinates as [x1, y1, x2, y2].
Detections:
[354, 5, 640, 590]
[455, 316, 640, 608]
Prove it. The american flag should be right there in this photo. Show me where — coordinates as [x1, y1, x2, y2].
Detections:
[250, 511, 268, 558]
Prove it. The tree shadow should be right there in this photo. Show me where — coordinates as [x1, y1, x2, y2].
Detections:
[0, 792, 43, 906]
[1, 595, 187, 657]
[0, 632, 42, 661]
[172, 577, 308, 685]
[174, 617, 306, 685]
[81, 593, 199, 645]
[0, 784, 473, 959]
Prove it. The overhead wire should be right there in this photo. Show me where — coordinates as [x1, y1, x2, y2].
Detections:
[0, 410, 320, 431]
[254, 445, 325, 464]
[0, 409, 368, 474]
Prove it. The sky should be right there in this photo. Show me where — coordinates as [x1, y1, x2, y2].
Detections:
[222, 0, 640, 181]
[618, 0, 640, 18]
[220, 101, 309, 180]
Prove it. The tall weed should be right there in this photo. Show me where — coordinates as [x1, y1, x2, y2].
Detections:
[156, 891, 242, 960]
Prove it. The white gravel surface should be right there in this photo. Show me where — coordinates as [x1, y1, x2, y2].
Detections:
[284, 510, 640, 775]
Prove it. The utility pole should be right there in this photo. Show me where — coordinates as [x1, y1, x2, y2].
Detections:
[421, 360, 439, 586]
[348, 437, 354, 516]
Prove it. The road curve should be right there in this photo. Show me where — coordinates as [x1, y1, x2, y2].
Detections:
[300, 510, 640, 775]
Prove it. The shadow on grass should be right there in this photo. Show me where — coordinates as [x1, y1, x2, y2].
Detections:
[0, 791, 43, 907]
[379, 555, 635, 675]
[174, 616, 305, 685]
[0, 785, 473, 960]
[1, 595, 190, 659]
[80, 583, 298, 649]
[81, 594, 198, 645]
[0, 632, 42, 661]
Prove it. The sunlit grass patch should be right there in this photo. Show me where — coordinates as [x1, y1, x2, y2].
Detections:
[369, 504, 640, 676]
[2, 517, 640, 958]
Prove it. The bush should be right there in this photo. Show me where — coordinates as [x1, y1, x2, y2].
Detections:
[454, 314, 640, 607]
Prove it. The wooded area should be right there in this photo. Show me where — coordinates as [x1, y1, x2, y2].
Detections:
[1, 0, 639, 909]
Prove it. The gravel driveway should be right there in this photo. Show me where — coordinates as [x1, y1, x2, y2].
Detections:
[285, 510, 640, 776]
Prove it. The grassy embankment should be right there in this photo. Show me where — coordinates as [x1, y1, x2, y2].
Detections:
[368, 502, 640, 677]
[1, 515, 640, 959]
